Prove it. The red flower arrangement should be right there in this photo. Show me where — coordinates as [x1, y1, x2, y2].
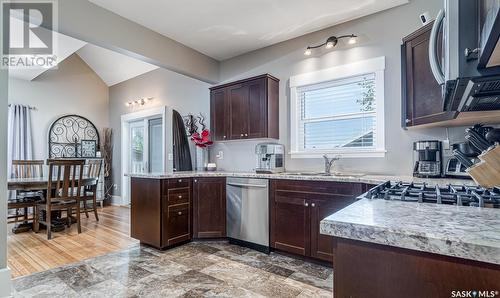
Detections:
[191, 129, 213, 148]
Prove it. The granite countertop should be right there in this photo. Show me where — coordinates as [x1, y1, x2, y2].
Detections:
[320, 198, 500, 265]
[126, 171, 476, 186]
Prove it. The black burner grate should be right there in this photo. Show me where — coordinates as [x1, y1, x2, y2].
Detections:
[365, 181, 500, 208]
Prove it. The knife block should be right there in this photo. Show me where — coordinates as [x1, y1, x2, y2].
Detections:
[467, 146, 500, 188]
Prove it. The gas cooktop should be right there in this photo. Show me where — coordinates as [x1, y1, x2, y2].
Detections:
[365, 181, 500, 208]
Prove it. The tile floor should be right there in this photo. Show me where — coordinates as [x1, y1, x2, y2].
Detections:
[11, 241, 333, 297]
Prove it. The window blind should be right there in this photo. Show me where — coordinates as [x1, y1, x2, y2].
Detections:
[297, 73, 377, 150]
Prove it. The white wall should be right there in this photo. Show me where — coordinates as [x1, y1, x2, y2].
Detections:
[0, 60, 12, 298]
[109, 68, 211, 196]
[8, 54, 110, 160]
[212, 0, 473, 175]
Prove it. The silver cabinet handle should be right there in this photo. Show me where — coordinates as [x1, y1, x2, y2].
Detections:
[223, 135, 226, 139]
[429, 9, 445, 85]
[311, 203, 315, 207]
[304, 202, 309, 207]
[244, 133, 248, 137]
[178, 195, 182, 199]
[240, 133, 244, 137]
[194, 179, 197, 183]
[178, 211, 182, 215]
[178, 179, 182, 182]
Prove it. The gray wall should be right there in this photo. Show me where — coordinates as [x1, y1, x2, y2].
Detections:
[212, 0, 469, 175]
[8, 55, 110, 160]
[58, 0, 219, 83]
[109, 68, 211, 195]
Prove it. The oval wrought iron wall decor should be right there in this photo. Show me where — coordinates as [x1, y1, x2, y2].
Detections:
[48, 114, 100, 158]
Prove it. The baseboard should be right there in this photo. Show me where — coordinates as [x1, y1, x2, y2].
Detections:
[110, 195, 124, 206]
[0, 267, 12, 297]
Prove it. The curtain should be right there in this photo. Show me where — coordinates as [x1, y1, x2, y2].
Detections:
[172, 110, 193, 171]
[7, 104, 33, 178]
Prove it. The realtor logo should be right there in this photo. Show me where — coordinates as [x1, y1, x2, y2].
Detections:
[1, 0, 58, 69]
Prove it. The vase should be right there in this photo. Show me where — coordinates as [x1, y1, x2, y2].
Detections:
[195, 147, 209, 171]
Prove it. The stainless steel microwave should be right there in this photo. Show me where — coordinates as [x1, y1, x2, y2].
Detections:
[429, 0, 500, 112]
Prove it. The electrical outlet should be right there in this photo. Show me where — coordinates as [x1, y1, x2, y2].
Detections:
[168, 153, 173, 160]
[442, 139, 450, 150]
[113, 184, 118, 190]
[216, 151, 224, 160]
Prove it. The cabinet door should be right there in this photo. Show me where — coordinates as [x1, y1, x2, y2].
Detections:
[163, 203, 190, 247]
[402, 22, 445, 127]
[310, 194, 355, 262]
[270, 190, 309, 256]
[193, 177, 226, 238]
[227, 84, 249, 139]
[246, 79, 267, 138]
[131, 178, 161, 248]
[210, 89, 228, 141]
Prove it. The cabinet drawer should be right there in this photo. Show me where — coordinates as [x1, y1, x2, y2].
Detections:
[164, 203, 190, 246]
[167, 188, 190, 205]
[164, 178, 191, 190]
[272, 179, 363, 196]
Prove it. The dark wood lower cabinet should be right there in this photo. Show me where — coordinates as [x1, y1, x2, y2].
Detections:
[163, 203, 190, 247]
[310, 194, 353, 261]
[272, 191, 309, 256]
[334, 238, 500, 298]
[193, 177, 226, 238]
[131, 178, 162, 248]
[270, 180, 363, 262]
[130, 177, 192, 249]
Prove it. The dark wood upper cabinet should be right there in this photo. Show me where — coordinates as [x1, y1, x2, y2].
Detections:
[210, 74, 279, 140]
[210, 88, 228, 141]
[401, 21, 450, 128]
[270, 180, 362, 263]
[192, 177, 226, 238]
[228, 84, 249, 140]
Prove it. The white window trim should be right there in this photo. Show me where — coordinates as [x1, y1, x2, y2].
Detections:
[290, 56, 386, 159]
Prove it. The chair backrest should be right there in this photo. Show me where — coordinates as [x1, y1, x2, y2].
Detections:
[11, 160, 44, 178]
[86, 159, 103, 179]
[47, 159, 85, 202]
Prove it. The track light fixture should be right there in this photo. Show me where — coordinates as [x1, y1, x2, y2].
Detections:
[125, 97, 154, 107]
[304, 34, 357, 56]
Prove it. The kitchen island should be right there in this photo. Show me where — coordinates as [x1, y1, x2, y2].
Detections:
[320, 198, 500, 298]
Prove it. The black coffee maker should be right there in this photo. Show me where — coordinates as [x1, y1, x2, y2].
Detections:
[413, 140, 442, 178]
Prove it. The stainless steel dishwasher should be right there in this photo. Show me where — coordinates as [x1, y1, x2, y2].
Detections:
[226, 177, 269, 253]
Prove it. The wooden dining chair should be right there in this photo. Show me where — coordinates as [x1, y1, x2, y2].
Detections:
[8, 160, 44, 230]
[34, 159, 85, 240]
[81, 159, 103, 221]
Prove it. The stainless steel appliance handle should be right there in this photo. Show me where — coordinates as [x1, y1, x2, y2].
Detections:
[227, 182, 268, 188]
[429, 9, 445, 85]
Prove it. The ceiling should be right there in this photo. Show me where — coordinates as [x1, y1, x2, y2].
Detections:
[76, 44, 159, 86]
[8, 19, 158, 86]
[88, 0, 408, 60]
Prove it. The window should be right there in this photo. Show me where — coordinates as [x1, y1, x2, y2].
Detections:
[290, 57, 385, 158]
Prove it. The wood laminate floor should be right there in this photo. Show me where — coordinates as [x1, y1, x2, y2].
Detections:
[7, 206, 138, 278]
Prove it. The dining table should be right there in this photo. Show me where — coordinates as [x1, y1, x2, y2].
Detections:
[7, 176, 98, 233]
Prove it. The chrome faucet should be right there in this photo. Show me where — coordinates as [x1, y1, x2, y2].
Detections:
[323, 155, 340, 175]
